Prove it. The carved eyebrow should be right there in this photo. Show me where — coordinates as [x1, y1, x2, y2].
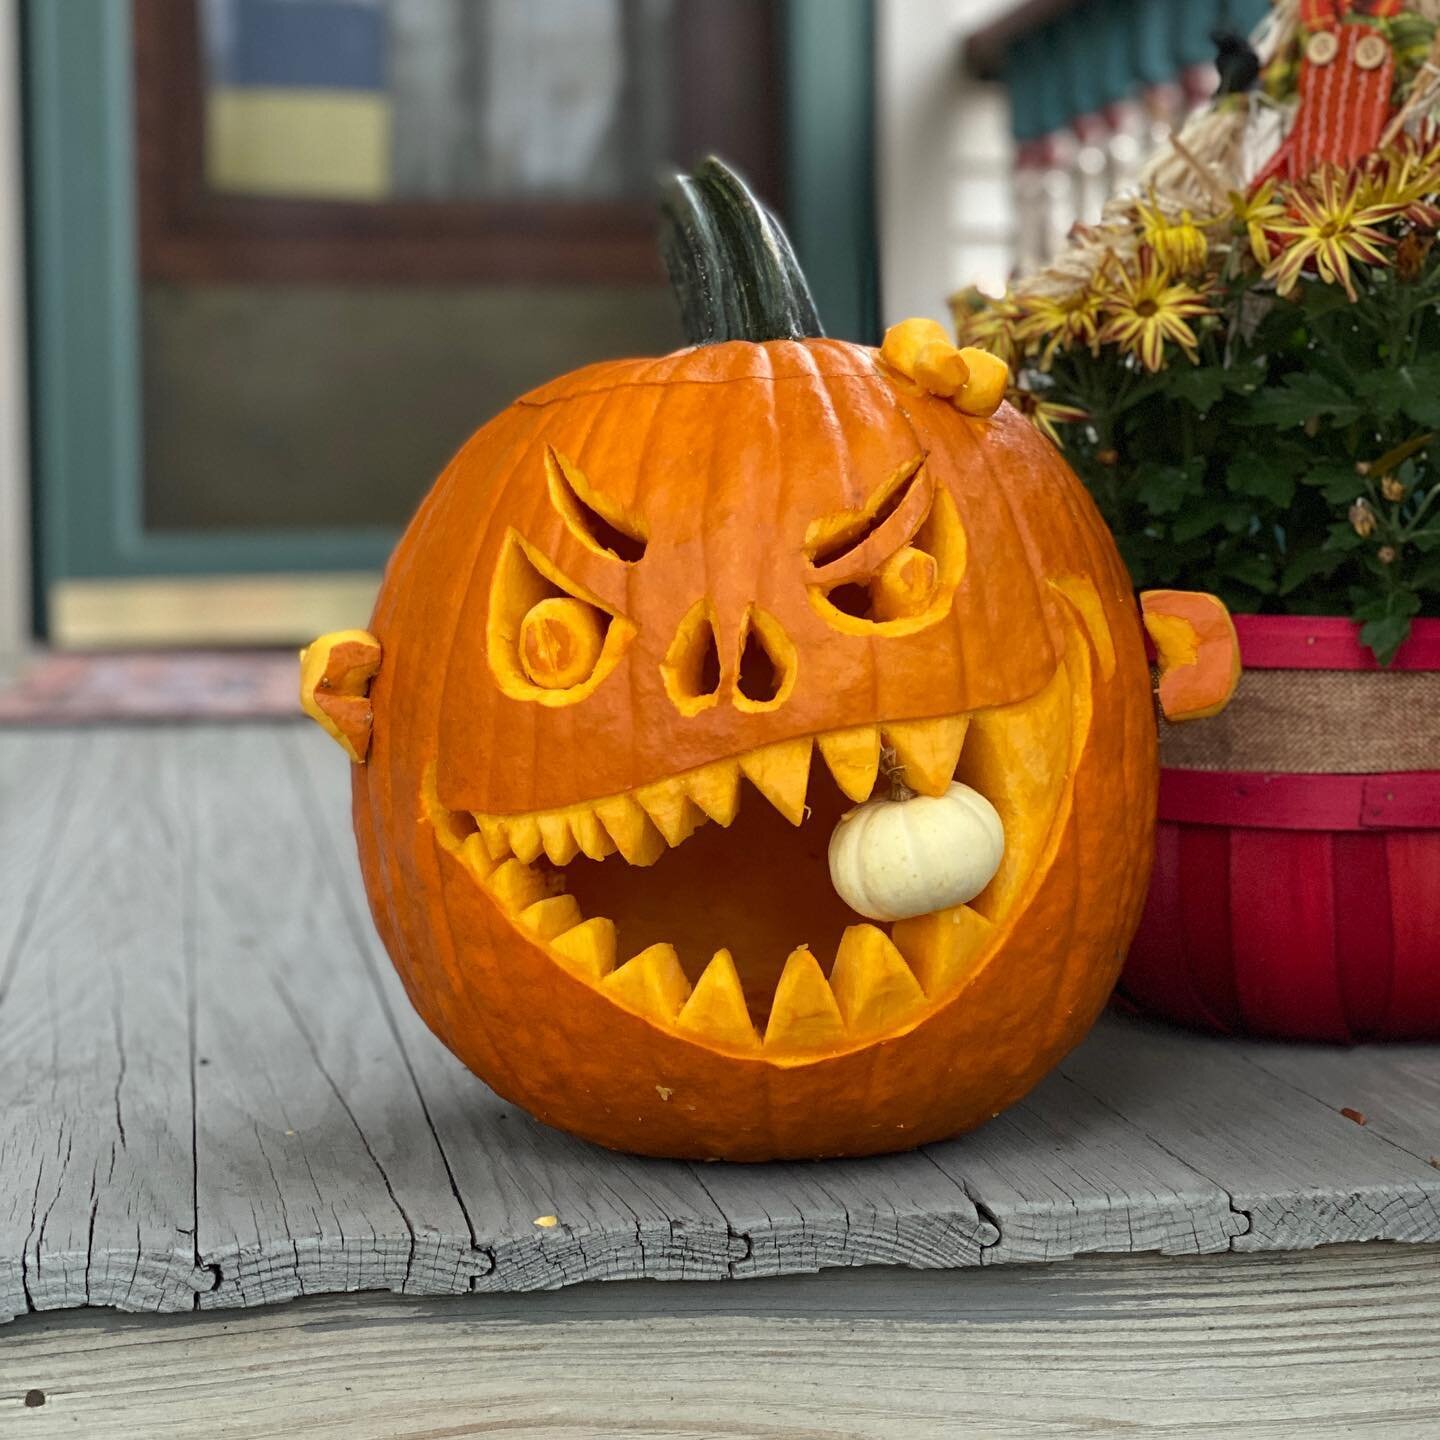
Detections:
[545, 448, 648, 564]
[806, 457, 932, 582]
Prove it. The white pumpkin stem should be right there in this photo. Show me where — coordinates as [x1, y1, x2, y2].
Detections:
[880, 745, 915, 803]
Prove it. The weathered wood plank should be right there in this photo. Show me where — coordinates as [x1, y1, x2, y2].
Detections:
[687, 1152, 996, 1276]
[0, 731, 87, 998]
[1237, 1040, 1440, 1172]
[4, 1244, 1438, 1439]
[0, 731, 201, 1321]
[184, 725, 484, 1309]
[1061, 1013, 1440, 1249]
[926, 1065, 1249, 1263]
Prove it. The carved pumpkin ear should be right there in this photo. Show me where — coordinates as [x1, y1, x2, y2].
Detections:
[299, 629, 382, 762]
[1140, 591, 1241, 722]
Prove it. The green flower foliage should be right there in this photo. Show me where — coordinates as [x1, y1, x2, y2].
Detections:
[1029, 264, 1440, 663]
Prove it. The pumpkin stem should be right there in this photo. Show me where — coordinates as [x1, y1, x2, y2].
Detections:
[659, 156, 825, 346]
[880, 745, 915, 804]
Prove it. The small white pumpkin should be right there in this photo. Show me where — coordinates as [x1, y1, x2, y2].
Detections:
[828, 782, 1005, 923]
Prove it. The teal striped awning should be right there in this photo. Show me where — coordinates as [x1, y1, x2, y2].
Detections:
[967, 0, 1271, 141]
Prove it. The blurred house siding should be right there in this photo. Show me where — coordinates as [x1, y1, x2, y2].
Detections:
[877, 0, 1015, 328]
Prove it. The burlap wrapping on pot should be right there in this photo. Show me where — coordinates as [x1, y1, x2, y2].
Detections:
[1158, 666, 1440, 773]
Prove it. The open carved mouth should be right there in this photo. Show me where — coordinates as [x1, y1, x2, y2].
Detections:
[424, 625, 1090, 1064]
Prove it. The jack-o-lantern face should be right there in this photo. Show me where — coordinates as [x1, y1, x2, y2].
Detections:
[303, 163, 1233, 1160]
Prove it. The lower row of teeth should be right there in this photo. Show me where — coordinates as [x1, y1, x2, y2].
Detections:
[454, 835, 995, 1053]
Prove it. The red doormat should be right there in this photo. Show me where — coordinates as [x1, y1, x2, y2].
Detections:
[0, 651, 301, 724]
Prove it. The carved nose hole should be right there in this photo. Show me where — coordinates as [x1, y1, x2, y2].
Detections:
[697, 628, 721, 696]
[661, 601, 722, 716]
[738, 628, 778, 703]
[734, 608, 797, 712]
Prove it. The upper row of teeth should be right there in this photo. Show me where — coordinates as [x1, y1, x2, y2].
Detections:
[472, 714, 973, 868]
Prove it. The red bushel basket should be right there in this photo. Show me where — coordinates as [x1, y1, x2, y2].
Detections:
[1121, 615, 1440, 1041]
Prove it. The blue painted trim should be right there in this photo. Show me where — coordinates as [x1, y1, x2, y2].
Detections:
[782, 0, 879, 344]
[28, 0, 142, 589]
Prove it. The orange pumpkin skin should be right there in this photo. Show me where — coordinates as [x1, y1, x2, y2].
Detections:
[352, 338, 1158, 1160]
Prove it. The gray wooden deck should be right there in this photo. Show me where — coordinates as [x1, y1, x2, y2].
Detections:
[6, 1246, 1439, 1439]
[2, 723, 1439, 1326]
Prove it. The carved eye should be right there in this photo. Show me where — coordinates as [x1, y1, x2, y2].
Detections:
[488, 531, 635, 705]
[807, 460, 967, 636]
[827, 544, 941, 624]
[546, 448, 647, 563]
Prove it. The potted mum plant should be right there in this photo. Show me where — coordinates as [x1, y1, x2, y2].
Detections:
[958, 116, 1440, 1040]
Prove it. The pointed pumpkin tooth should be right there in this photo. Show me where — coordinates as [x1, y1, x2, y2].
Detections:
[551, 916, 617, 982]
[457, 832, 499, 880]
[518, 894, 584, 942]
[603, 942, 692, 1024]
[885, 715, 969, 797]
[676, 949, 759, 1050]
[764, 945, 845, 1053]
[739, 737, 813, 826]
[829, 924, 925, 1037]
[567, 806, 616, 861]
[505, 815, 545, 864]
[486, 858, 550, 913]
[685, 759, 742, 827]
[537, 813, 580, 866]
[594, 793, 668, 866]
[475, 814, 512, 858]
[892, 904, 995, 997]
[636, 780, 706, 847]
[817, 725, 881, 803]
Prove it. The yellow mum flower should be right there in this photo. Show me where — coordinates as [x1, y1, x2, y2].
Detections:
[1263, 165, 1399, 302]
[1229, 180, 1287, 266]
[1013, 284, 1105, 368]
[1136, 197, 1210, 275]
[1097, 249, 1214, 372]
[951, 288, 1024, 369]
[1010, 386, 1088, 448]
[1356, 135, 1440, 229]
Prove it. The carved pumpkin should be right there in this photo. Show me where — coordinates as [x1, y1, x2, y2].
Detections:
[303, 161, 1237, 1160]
